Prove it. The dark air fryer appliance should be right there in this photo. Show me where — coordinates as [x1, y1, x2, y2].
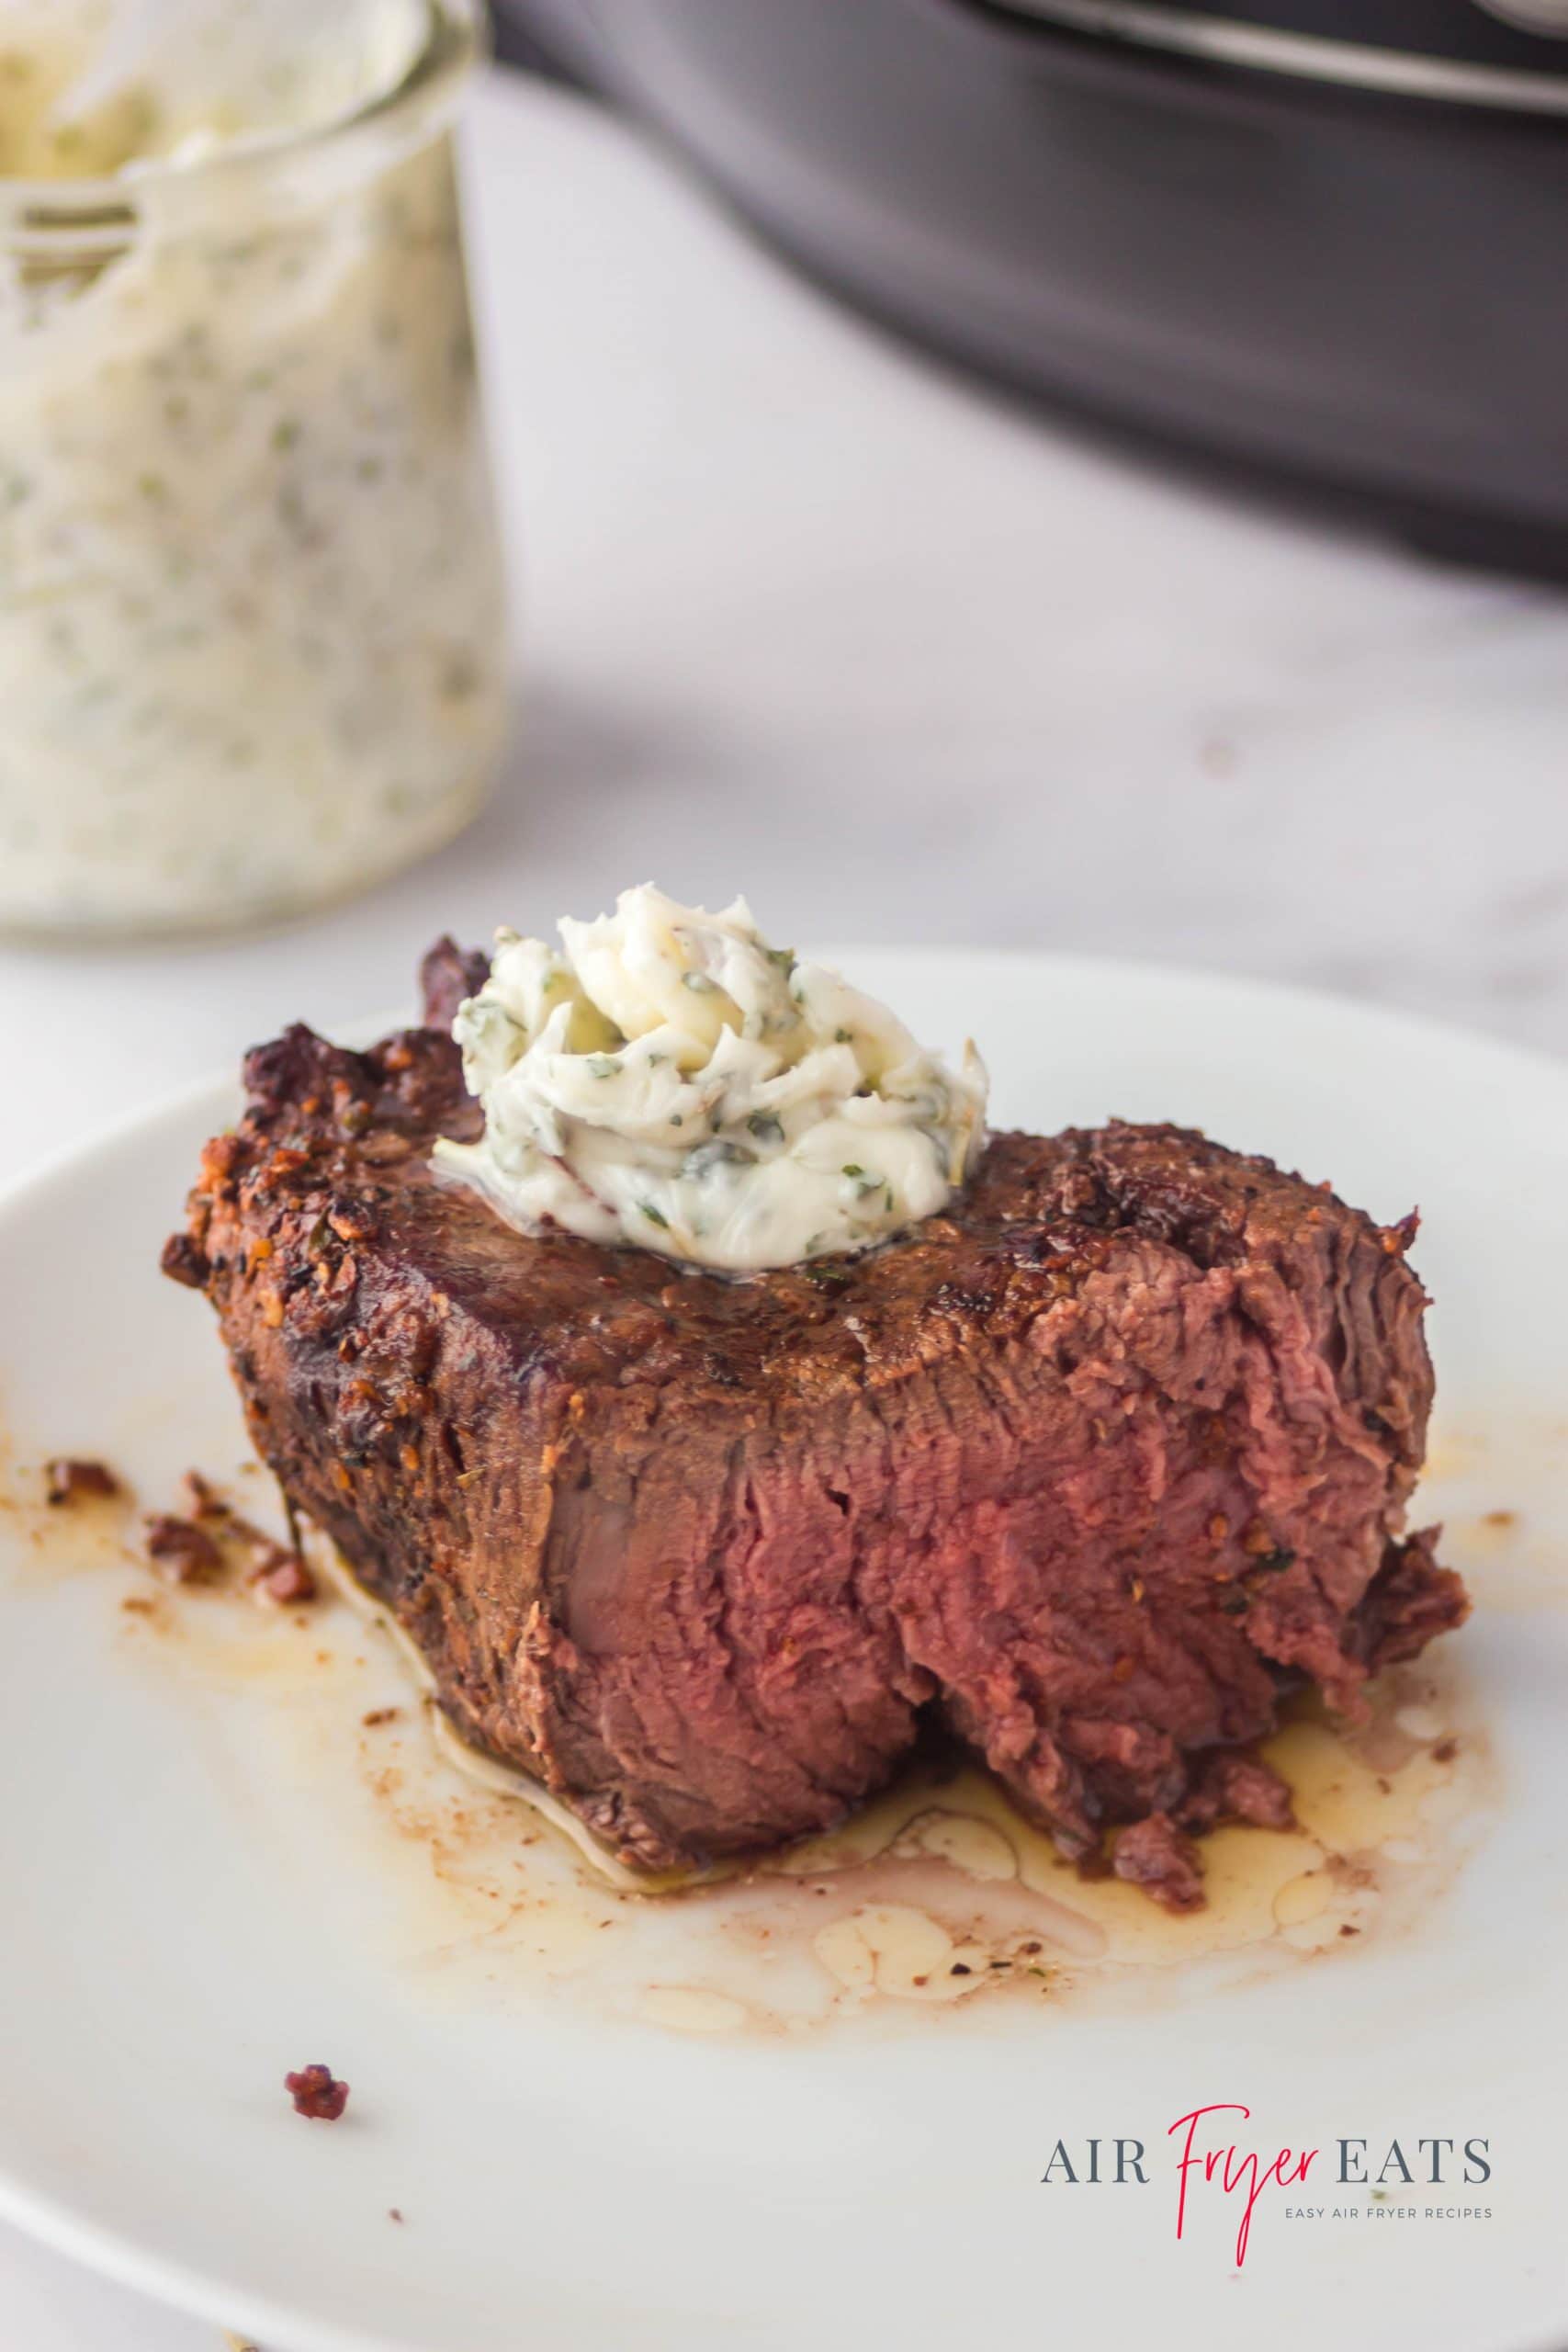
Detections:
[497, 0, 1568, 573]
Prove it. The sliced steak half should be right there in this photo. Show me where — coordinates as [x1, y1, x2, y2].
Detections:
[164, 958, 1467, 1894]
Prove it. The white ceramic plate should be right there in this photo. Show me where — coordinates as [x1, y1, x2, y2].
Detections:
[1, 952, 1564, 2352]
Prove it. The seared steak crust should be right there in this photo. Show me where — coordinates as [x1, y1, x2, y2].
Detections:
[167, 971, 1467, 1884]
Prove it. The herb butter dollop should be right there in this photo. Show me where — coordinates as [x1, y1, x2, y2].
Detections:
[434, 887, 989, 1272]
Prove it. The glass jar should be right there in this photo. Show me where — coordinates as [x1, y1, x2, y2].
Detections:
[0, 0, 509, 936]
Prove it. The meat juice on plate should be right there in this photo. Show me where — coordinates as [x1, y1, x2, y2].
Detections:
[0, 0, 507, 934]
[1, 1435, 1493, 2039]
[139, 1536, 1498, 2034]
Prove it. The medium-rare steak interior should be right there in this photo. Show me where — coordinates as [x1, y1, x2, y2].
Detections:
[164, 937, 1468, 1907]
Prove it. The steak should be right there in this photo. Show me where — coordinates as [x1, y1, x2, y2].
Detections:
[164, 944, 1468, 1903]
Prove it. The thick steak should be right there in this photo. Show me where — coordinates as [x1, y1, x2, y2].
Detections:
[164, 953, 1467, 1899]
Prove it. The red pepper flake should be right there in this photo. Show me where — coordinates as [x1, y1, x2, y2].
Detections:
[45, 1458, 119, 1507]
[144, 1513, 222, 1583]
[362, 1706, 400, 1727]
[284, 2064, 349, 2121]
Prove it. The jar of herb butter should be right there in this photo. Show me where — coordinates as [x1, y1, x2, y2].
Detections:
[0, 0, 508, 936]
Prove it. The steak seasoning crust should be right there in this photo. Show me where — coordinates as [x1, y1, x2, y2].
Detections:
[164, 941, 1468, 1907]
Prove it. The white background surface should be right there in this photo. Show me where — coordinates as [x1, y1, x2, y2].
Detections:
[0, 56, 1563, 2352]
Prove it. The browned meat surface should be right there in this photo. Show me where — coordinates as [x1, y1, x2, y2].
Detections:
[164, 953, 1468, 1900]
[417, 934, 491, 1034]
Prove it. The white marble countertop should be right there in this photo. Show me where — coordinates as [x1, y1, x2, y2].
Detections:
[3, 56, 1565, 2352]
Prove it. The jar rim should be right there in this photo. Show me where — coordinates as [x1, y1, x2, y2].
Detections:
[0, 0, 484, 234]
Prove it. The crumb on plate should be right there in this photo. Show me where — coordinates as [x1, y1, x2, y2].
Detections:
[285, 2064, 349, 2122]
[45, 1458, 119, 1507]
[144, 1513, 222, 1583]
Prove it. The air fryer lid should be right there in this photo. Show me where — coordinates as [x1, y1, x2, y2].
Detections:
[978, 0, 1568, 77]
[498, 0, 1568, 573]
